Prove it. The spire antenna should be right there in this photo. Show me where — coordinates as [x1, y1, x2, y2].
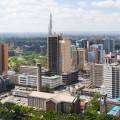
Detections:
[48, 12, 52, 35]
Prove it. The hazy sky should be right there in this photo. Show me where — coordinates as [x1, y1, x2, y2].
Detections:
[0, 0, 120, 33]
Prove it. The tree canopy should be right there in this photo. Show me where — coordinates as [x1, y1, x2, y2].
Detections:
[0, 101, 117, 120]
[9, 53, 47, 72]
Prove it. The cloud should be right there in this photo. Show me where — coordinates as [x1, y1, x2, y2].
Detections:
[0, 0, 119, 32]
[92, 0, 120, 8]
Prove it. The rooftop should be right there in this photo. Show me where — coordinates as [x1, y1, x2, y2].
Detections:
[29, 91, 57, 99]
[107, 98, 120, 103]
[42, 75, 61, 79]
[107, 106, 120, 116]
[20, 66, 38, 69]
[52, 93, 76, 103]
[29, 91, 76, 103]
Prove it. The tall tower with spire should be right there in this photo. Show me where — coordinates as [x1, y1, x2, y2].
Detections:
[48, 13, 52, 35]
[47, 12, 62, 75]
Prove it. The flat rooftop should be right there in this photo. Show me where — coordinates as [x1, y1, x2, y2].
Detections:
[29, 91, 76, 103]
[29, 91, 57, 99]
[20, 66, 38, 69]
[107, 98, 120, 103]
[107, 106, 120, 116]
[42, 75, 61, 79]
[52, 93, 76, 103]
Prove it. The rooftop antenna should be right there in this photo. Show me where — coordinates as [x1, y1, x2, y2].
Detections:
[48, 12, 52, 35]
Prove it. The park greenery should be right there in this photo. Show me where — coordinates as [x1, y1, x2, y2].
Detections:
[0, 95, 117, 120]
[8, 53, 47, 72]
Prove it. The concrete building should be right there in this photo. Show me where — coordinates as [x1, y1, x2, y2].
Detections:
[18, 74, 37, 87]
[28, 91, 80, 114]
[62, 70, 79, 85]
[12, 89, 31, 98]
[88, 48, 100, 64]
[7, 71, 18, 85]
[59, 38, 71, 73]
[104, 52, 117, 64]
[91, 44, 104, 64]
[71, 45, 77, 70]
[20, 66, 38, 76]
[19, 64, 42, 91]
[103, 64, 120, 98]
[0, 44, 8, 75]
[59, 40, 79, 85]
[77, 48, 86, 70]
[42, 75, 62, 89]
[18, 74, 62, 89]
[0, 76, 13, 92]
[90, 64, 103, 87]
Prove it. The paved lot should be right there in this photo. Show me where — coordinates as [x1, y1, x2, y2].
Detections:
[1, 95, 28, 106]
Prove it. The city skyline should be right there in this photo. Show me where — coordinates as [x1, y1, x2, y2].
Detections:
[0, 0, 120, 33]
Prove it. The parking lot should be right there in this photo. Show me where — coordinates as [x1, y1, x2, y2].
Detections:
[1, 95, 28, 106]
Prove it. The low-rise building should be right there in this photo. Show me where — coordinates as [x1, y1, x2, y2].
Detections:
[28, 91, 80, 114]
[0, 75, 13, 92]
[42, 75, 62, 89]
[12, 89, 31, 98]
[18, 74, 62, 89]
[7, 71, 18, 85]
[18, 74, 37, 87]
[20, 66, 38, 76]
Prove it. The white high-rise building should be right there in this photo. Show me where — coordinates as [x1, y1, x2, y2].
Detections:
[103, 64, 120, 98]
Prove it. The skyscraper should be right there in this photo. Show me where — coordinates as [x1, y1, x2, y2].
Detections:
[90, 64, 103, 87]
[0, 44, 8, 75]
[103, 39, 114, 53]
[77, 48, 85, 70]
[59, 38, 71, 73]
[47, 35, 62, 75]
[91, 44, 104, 64]
[103, 64, 120, 98]
[48, 13, 52, 35]
[71, 45, 77, 70]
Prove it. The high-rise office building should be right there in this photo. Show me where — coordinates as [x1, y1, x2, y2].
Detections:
[59, 39, 79, 85]
[59, 38, 71, 73]
[71, 45, 77, 70]
[79, 39, 89, 49]
[77, 48, 85, 70]
[88, 48, 100, 64]
[47, 14, 78, 84]
[78, 39, 89, 61]
[103, 64, 120, 98]
[90, 64, 103, 87]
[103, 39, 114, 53]
[91, 44, 104, 64]
[0, 44, 8, 75]
[47, 35, 62, 75]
